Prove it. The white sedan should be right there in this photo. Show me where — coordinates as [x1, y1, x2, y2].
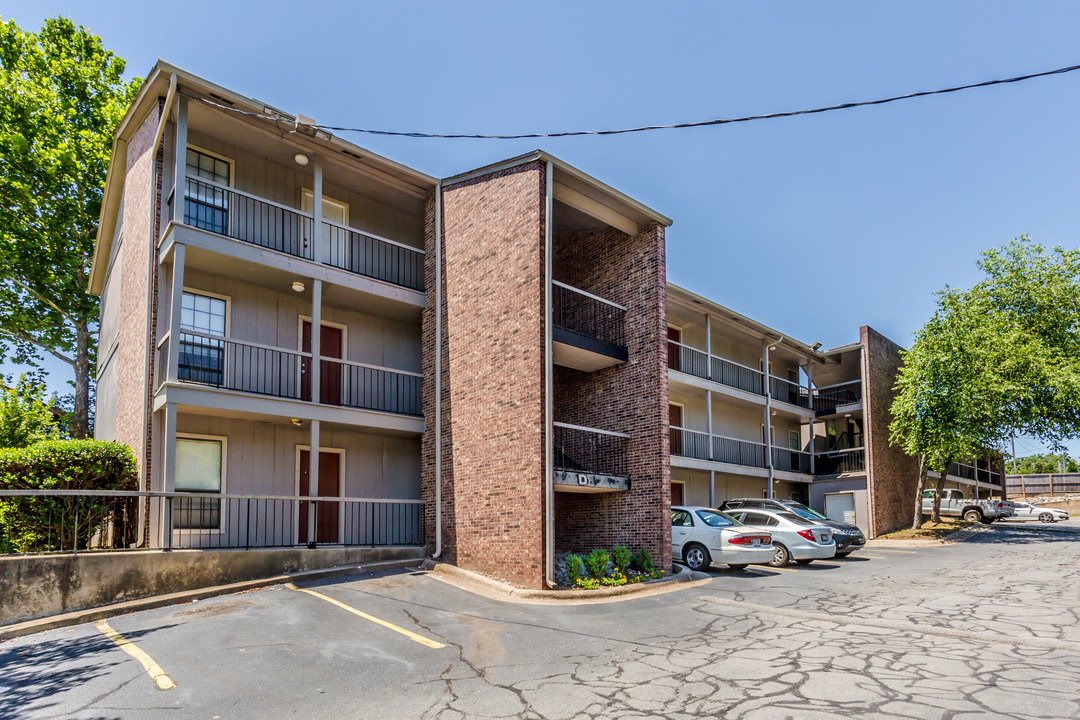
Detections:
[1006, 501, 1070, 523]
[671, 506, 774, 571]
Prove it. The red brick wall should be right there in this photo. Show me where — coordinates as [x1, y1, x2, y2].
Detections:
[863, 325, 920, 537]
[423, 161, 547, 588]
[114, 106, 162, 482]
[551, 224, 671, 570]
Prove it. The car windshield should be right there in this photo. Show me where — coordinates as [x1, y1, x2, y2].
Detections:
[775, 512, 815, 526]
[785, 501, 827, 520]
[696, 510, 741, 527]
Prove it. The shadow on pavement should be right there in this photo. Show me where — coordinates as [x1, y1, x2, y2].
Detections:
[967, 525, 1080, 544]
[0, 623, 179, 720]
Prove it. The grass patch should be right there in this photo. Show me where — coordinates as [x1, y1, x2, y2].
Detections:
[879, 517, 974, 541]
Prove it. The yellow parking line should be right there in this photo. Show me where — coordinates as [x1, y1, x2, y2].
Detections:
[285, 583, 445, 649]
[868, 549, 917, 554]
[748, 565, 799, 573]
[857, 555, 888, 559]
[95, 620, 176, 690]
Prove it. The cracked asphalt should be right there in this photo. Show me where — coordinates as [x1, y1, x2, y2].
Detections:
[2, 521, 1079, 719]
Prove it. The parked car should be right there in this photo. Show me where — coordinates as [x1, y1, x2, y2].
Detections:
[724, 508, 836, 566]
[671, 506, 775, 571]
[921, 489, 1015, 523]
[719, 498, 866, 556]
[1003, 501, 1069, 523]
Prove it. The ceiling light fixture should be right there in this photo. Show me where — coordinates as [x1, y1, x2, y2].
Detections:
[294, 153, 309, 166]
[291, 281, 305, 293]
[291, 418, 302, 427]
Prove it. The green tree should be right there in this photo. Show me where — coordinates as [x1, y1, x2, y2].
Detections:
[0, 17, 140, 438]
[0, 374, 61, 448]
[892, 237, 1080, 528]
[1012, 453, 1078, 474]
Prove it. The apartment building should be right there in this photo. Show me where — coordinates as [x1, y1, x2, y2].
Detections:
[90, 63, 671, 590]
[665, 288, 1007, 538]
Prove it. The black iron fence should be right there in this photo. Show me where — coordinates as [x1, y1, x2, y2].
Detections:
[184, 177, 314, 260]
[665, 341, 765, 395]
[769, 375, 812, 409]
[553, 423, 629, 478]
[321, 358, 423, 417]
[772, 447, 812, 474]
[814, 381, 862, 413]
[177, 331, 307, 400]
[552, 281, 626, 350]
[0, 490, 425, 554]
[324, 221, 424, 291]
[815, 448, 866, 475]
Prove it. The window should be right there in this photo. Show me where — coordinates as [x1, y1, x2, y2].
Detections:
[178, 291, 228, 385]
[788, 429, 800, 451]
[174, 436, 224, 530]
[696, 510, 740, 528]
[671, 509, 693, 527]
[184, 147, 232, 234]
[740, 512, 778, 527]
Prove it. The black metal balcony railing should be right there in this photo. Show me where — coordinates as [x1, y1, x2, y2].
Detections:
[666, 340, 765, 396]
[554, 423, 629, 478]
[815, 448, 866, 475]
[814, 380, 863, 413]
[772, 447, 812, 474]
[323, 221, 424, 291]
[553, 281, 626, 351]
[667, 341, 709, 378]
[950, 462, 977, 481]
[770, 375, 812, 409]
[184, 177, 314, 260]
[321, 358, 423, 417]
[178, 331, 307, 400]
[669, 427, 770, 469]
[713, 356, 765, 395]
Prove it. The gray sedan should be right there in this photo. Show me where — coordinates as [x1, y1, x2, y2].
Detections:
[727, 508, 836, 566]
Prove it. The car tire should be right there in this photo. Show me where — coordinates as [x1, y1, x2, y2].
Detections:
[794, 559, 814, 566]
[1039, 513, 1053, 523]
[835, 551, 852, 557]
[683, 543, 711, 571]
[728, 564, 748, 571]
[769, 543, 790, 567]
[963, 509, 982, 523]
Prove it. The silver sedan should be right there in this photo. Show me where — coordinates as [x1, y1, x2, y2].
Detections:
[726, 508, 836, 566]
[1007, 501, 1070, 523]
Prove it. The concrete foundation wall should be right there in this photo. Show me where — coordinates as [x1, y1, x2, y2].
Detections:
[0, 545, 423, 626]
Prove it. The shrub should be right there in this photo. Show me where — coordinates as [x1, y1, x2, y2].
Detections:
[630, 547, 655, 574]
[0, 375, 61, 449]
[574, 577, 600, 590]
[585, 548, 610, 579]
[565, 554, 585, 584]
[612, 545, 631, 572]
[0, 440, 138, 552]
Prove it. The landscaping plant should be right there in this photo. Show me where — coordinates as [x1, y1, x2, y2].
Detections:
[584, 548, 610, 579]
[630, 547, 655, 574]
[611, 545, 631, 573]
[565, 554, 584, 584]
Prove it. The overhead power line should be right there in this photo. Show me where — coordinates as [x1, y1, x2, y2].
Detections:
[188, 62, 1080, 140]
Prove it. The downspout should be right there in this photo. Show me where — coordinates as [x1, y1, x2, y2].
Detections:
[544, 161, 555, 588]
[763, 335, 784, 499]
[433, 180, 443, 558]
[137, 74, 178, 545]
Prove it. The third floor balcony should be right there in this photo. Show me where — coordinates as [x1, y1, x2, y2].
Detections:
[552, 281, 628, 372]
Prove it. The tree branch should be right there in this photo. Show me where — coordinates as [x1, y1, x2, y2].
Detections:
[5, 275, 78, 326]
[0, 327, 75, 366]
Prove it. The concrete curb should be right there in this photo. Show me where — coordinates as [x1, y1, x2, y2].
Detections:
[420, 560, 710, 604]
[866, 522, 994, 547]
[0, 557, 425, 642]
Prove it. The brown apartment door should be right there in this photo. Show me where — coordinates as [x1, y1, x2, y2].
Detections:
[669, 403, 684, 457]
[667, 326, 682, 372]
[301, 321, 343, 405]
[671, 482, 684, 506]
[298, 450, 341, 545]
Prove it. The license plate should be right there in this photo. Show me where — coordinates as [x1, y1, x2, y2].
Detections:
[751, 538, 761, 546]
[818, 534, 828, 542]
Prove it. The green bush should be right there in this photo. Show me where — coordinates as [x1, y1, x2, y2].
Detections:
[612, 545, 631, 573]
[0, 375, 61, 449]
[630, 547, 655, 574]
[585, 548, 610, 579]
[0, 440, 138, 552]
[565, 554, 585, 584]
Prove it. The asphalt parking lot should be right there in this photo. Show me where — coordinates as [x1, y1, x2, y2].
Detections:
[3, 521, 1079, 720]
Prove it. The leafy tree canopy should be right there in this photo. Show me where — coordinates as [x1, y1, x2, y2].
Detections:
[0, 16, 140, 437]
[1011, 453, 1078, 475]
[0, 374, 61, 448]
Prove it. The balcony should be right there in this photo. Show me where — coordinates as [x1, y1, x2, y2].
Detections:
[162, 330, 422, 417]
[553, 422, 630, 492]
[670, 427, 812, 475]
[815, 448, 866, 475]
[179, 177, 425, 293]
[769, 374, 812, 409]
[814, 380, 863, 416]
[667, 340, 764, 396]
[552, 282, 628, 372]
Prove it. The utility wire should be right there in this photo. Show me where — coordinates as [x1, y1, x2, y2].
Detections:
[186, 62, 1080, 139]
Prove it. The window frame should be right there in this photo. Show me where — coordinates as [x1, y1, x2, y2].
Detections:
[185, 145, 234, 188]
[671, 509, 693, 527]
[178, 288, 231, 387]
[173, 432, 228, 534]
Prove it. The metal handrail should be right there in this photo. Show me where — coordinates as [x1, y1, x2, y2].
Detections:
[552, 280, 626, 311]
[321, 218, 425, 255]
[321, 354, 423, 378]
[185, 175, 313, 218]
[553, 421, 630, 438]
[670, 427, 765, 448]
[0, 489, 425, 504]
[179, 328, 311, 358]
[666, 339, 763, 377]
[814, 379, 861, 391]
[815, 446, 866, 456]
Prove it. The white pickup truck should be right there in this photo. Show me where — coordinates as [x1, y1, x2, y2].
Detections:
[921, 489, 1015, 524]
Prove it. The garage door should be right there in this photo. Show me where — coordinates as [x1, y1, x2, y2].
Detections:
[825, 492, 856, 526]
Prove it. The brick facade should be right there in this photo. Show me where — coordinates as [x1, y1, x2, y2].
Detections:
[862, 325, 920, 537]
[552, 225, 670, 569]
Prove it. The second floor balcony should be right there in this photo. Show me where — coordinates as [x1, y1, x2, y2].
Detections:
[553, 422, 630, 492]
[552, 281, 628, 372]
[177, 176, 425, 293]
[670, 427, 812, 475]
[815, 448, 866, 475]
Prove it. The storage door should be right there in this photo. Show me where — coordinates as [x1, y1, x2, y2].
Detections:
[825, 492, 857, 526]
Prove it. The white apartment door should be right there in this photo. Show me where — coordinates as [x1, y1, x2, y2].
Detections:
[301, 190, 350, 261]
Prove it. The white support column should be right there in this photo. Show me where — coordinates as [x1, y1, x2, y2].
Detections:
[310, 279, 322, 402]
[307, 419, 320, 547]
[159, 402, 178, 549]
[705, 313, 712, 380]
[709, 470, 715, 508]
[805, 362, 815, 476]
[173, 96, 187, 210]
[166, 243, 185, 383]
[762, 339, 774, 499]
[312, 155, 324, 263]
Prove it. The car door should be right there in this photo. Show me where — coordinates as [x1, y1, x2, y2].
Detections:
[1014, 503, 1034, 520]
[671, 509, 694, 556]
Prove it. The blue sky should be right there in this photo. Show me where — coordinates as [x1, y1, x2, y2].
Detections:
[4, 1, 1079, 458]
